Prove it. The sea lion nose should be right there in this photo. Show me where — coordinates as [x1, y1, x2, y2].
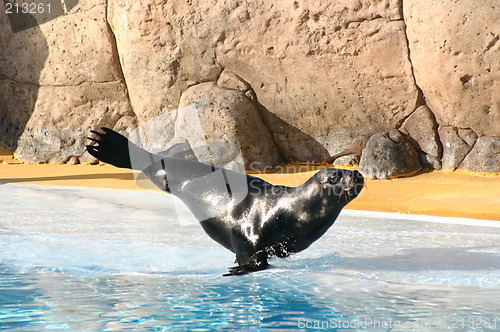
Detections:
[341, 175, 354, 190]
[340, 170, 364, 191]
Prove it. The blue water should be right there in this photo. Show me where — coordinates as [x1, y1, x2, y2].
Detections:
[1, 184, 499, 331]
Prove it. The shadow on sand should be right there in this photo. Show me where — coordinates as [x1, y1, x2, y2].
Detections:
[0, 172, 134, 185]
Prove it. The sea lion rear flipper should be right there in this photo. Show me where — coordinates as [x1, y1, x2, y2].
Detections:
[86, 128, 244, 194]
[86, 128, 153, 170]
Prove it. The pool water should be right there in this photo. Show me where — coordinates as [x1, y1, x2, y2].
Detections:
[1, 184, 499, 331]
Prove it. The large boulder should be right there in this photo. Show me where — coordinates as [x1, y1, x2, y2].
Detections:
[404, 0, 500, 137]
[359, 130, 422, 179]
[400, 105, 442, 169]
[175, 81, 281, 171]
[12, 83, 134, 163]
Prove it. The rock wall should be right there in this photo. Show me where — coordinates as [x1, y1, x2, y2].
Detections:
[0, 0, 498, 173]
[0, 0, 134, 163]
[404, 0, 499, 137]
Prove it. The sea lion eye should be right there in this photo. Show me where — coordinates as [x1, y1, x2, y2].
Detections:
[328, 176, 339, 184]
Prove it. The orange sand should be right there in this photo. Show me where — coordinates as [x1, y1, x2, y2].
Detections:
[1, 163, 499, 221]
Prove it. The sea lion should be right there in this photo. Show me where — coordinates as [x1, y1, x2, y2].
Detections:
[87, 128, 364, 276]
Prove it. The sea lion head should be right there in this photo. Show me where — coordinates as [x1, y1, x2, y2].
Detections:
[313, 168, 364, 204]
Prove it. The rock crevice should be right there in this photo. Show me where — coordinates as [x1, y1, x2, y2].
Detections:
[104, 0, 134, 122]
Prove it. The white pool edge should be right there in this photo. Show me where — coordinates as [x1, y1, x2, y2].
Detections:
[342, 209, 500, 228]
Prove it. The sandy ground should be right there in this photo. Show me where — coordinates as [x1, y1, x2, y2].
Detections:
[0, 163, 499, 221]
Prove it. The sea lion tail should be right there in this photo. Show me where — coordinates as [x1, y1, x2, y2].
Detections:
[86, 127, 149, 170]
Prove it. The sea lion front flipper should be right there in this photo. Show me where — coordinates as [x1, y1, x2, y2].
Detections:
[223, 261, 270, 277]
[223, 251, 270, 276]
